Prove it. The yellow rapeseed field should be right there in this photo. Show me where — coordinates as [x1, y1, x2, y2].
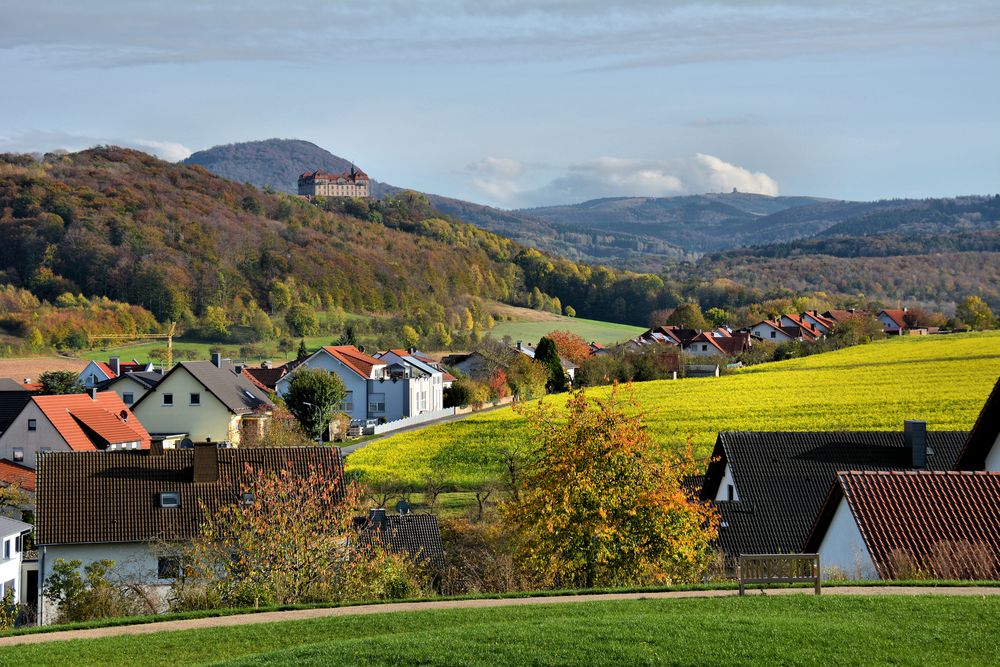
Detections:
[347, 332, 1000, 489]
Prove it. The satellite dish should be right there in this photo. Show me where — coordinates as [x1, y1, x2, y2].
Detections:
[396, 499, 410, 515]
[180, 437, 193, 449]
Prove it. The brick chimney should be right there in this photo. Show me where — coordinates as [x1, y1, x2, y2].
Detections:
[109, 356, 120, 376]
[904, 420, 928, 468]
[192, 442, 219, 483]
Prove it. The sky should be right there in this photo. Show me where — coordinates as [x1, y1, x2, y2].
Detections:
[1, 1, 997, 208]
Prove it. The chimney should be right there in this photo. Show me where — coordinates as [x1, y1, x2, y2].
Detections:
[211, 352, 222, 368]
[368, 508, 386, 528]
[261, 360, 270, 369]
[408, 347, 417, 355]
[88, 387, 98, 400]
[357, 345, 365, 353]
[23, 378, 30, 385]
[109, 356, 120, 376]
[192, 441, 219, 483]
[904, 420, 928, 468]
[235, 364, 244, 375]
[516, 340, 523, 350]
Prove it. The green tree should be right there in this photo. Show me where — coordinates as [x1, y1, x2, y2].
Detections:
[268, 280, 293, 314]
[401, 325, 420, 349]
[27, 327, 45, 350]
[285, 303, 320, 337]
[284, 369, 347, 440]
[297, 339, 309, 361]
[432, 322, 452, 349]
[955, 296, 995, 330]
[534, 337, 566, 392]
[202, 305, 230, 339]
[564, 305, 576, 317]
[502, 386, 718, 588]
[39, 370, 84, 395]
[705, 307, 730, 328]
[248, 308, 274, 342]
[335, 325, 358, 347]
[666, 303, 709, 330]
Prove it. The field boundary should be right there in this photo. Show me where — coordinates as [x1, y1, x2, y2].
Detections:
[4, 585, 999, 646]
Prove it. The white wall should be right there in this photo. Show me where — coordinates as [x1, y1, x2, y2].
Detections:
[817, 498, 878, 580]
[714, 463, 741, 502]
[0, 401, 71, 467]
[39, 542, 172, 624]
[878, 314, 902, 332]
[108, 376, 151, 407]
[0, 532, 24, 604]
[751, 324, 791, 342]
[985, 433, 1000, 471]
[79, 361, 112, 388]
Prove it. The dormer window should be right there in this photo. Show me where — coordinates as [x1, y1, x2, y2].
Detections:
[159, 491, 180, 508]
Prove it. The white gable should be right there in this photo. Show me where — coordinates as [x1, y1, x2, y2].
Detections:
[817, 497, 878, 580]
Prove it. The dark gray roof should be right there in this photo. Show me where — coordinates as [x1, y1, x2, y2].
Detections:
[700, 430, 969, 559]
[355, 513, 445, 569]
[133, 361, 273, 414]
[96, 370, 163, 392]
[36, 446, 344, 545]
[0, 381, 31, 434]
[956, 376, 999, 471]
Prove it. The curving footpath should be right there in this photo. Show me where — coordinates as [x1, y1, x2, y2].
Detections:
[2, 586, 999, 647]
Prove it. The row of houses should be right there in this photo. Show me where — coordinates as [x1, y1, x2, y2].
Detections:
[694, 376, 1000, 579]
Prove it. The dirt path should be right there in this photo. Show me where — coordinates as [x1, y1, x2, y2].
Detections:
[3, 586, 998, 647]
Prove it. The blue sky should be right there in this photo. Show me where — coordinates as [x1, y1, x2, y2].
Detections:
[1, 1, 997, 207]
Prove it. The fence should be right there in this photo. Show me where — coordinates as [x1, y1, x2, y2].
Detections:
[737, 553, 821, 595]
[368, 408, 457, 435]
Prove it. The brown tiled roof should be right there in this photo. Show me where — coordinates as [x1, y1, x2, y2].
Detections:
[879, 309, 907, 329]
[33, 393, 150, 451]
[35, 446, 344, 545]
[687, 332, 726, 354]
[242, 365, 289, 391]
[807, 471, 1000, 578]
[321, 346, 385, 379]
[956, 376, 1000, 470]
[0, 459, 35, 492]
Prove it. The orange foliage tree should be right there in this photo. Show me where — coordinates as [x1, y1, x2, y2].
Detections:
[502, 384, 718, 588]
[545, 330, 592, 365]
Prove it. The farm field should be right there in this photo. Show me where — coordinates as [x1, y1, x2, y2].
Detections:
[348, 332, 1000, 489]
[4, 596, 998, 666]
[487, 302, 644, 345]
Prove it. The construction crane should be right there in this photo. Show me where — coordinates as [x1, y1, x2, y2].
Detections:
[88, 322, 177, 369]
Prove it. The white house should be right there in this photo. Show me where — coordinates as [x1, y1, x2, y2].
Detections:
[96, 370, 163, 407]
[878, 309, 908, 335]
[801, 310, 835, 334]
[0, 390, 150, 467]
[0, 516, 33, 606]
[807, 471, 1000, 580]
[373, 349, 445, 415]
[34, 444, 345, 624]
[276, 346, 391, 423]
[749, 320, 796, 342]
[79, 357, 154, 388]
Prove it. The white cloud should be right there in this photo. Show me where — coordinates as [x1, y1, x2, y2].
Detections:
[132, 139, 192, 162]
[484, 154, 779, 207]
[0, 130, 192, 162]
[468, 156, 525, 179]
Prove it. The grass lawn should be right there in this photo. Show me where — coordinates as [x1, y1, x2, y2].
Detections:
[4, 595, 998, 666]
[347, 332, 1000, 489]
[488, 303, 644, 346]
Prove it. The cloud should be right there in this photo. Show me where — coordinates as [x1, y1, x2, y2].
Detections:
[0, 129, 192, 162]
[478, 154, 779, 207]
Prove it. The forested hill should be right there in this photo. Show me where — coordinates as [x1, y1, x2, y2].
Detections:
[0, 148, 683, 331]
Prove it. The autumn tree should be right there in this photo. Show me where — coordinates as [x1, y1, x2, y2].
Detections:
[955, 296, 995, 330]
[546, 330, 591, 366]
[665, 303, 709, 330]
[285, 302, 320, 337]
[39, 370, 84, 395]
[283, 368, 347, 441]
[830, 314, 885, 346]
[534, 336, 566, 392]
[502, 385, 718, 588]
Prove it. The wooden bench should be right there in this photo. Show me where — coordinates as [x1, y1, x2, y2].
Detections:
[737, 554, 821, 595]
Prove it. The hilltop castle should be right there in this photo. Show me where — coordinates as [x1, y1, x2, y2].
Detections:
[297, 166, 370, 198]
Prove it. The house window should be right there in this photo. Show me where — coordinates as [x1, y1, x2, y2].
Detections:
[770, 331, 776, 339]
[368, 393, 386, 414]
[122, 392, 134, 405]
[727, 484, 735, 501]
[340, 391, 354, 412]
[159, 491, 181, 508]
[163, 393, 174, 406]
[157, 557, 181, 579]
[27, 419, 36, 431]
[701, 345, 708, 352]
[3, 540, 8, 559]
[190, 393, 201, 406]
[12, 448, 23, 462]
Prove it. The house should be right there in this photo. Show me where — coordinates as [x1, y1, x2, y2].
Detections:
[242, 361, 297, 393]
[0, 515, 34, 606]
[298, 167, 370, 198]
[511, 341, 578, 382]
[749, 320, 820, 343]
[589, 342, 611, 357]
[131, 354, 273, 447]
[779, 314, 823, 339]
[95, 370, 163, 407]
[79, 357, 154, 388]
[276, 346, 390, 423]
[822, 309, 869, 324]
[354, 507, 445, 570]
[698, 424, 968, 561]
[878, 309, 908, 335]
[0, 459, 35, 495]
[373, 350, 445, 414]
[806, 471, 1000, 580]
[0, 378, 34, 435]
[0, 390, 150, 467]
[955, 375, 1000, 471]
[34, 444, 344, 624]
[682, 331, 752, 358]
[800, 310, 835, 333]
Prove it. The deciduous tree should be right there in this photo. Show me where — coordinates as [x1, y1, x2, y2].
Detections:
[284, 369, 346, 440]
[955, 296, 995, 330]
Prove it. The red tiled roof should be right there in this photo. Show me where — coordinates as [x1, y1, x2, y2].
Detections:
[803, 310, 834, 329]
[687, 332, 726, 354]
[33, 393, 150, 451]
[0, 459, 35, 492]
[880, 309, 907, 329]
[815, 471, 1000, 579]
[95, 362, 117, 378]
[321, 346, 386, 379]
[823, 309, 868, 323]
